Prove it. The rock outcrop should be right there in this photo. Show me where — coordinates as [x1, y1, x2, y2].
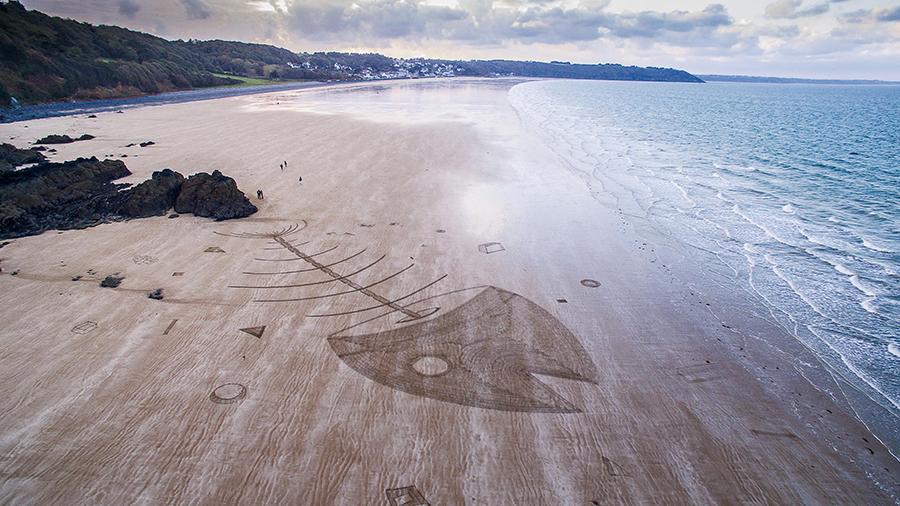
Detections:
[119, 169, 185, 218]
[0, 143, 46, 173]
[33, 134, 95, 144]
[174, 170, 257, 221]
[0, 157, 130, 238]
[0, 154, 256, 239]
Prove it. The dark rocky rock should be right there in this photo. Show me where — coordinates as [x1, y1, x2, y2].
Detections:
[35, 134, 74, 144]
[0, 156, 255, 239]
[35, 134, 94, 144]
[175, 170, 257, 221]
[0, 157, 131, 239]
[119, 169, 185, 218]
[139, 141, 155, 147]
[148, 288, 164, 299]
[1, 143, 47, 173]
[100, 274, 123, 288]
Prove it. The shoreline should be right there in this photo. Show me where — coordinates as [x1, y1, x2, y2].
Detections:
[0, 78, 896, 504]
[0, 80, 333, 124]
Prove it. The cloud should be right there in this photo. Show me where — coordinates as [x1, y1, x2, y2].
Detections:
[609, 4, 732, 38]
[117, 0, 140, 19]
[180, 0, 212, 19]
[765, 0, 830, 19]
[285, 0, 736, 46]
[840, 5, 900, 24]
[876, 6, 900, 22]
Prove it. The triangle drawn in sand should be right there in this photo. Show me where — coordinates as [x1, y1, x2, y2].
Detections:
[240, 325, 266, 338]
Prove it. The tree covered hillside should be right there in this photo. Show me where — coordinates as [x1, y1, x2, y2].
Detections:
[0, 0, 702, 106]
[0, 1, 242, 103]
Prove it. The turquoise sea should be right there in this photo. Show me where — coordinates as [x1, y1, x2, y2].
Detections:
[510, 80, 900, 453]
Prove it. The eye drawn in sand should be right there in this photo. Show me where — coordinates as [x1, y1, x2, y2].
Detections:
[71, 321, 98, 335]
[209, 383, 247, 404]
[221, 222, 598, 413]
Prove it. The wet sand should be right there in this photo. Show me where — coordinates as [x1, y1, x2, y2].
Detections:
[0, 78, 897, 504]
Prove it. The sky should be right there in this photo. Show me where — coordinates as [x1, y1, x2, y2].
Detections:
[19, 0, 900, 79]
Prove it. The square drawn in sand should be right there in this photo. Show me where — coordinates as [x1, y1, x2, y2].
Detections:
[477, 242, 504, 254]
[386, 486, 429, 506]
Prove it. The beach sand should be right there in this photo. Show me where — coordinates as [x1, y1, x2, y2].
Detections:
[0, 78, 897, 504]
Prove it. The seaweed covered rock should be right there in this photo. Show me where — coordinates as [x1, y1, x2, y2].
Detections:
[0, 157, 131, 238]
[119, 169, 185, 218]
[174, 170, 257, 221]
[0, 143, 46, 173]
[34, 134, 94, 145]
[35, 134, 74, 144]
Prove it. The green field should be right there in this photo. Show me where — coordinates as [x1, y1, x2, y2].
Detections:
[210, 73, 282, 88]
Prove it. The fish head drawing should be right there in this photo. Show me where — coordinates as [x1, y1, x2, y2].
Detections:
[328, 286, 599, 413]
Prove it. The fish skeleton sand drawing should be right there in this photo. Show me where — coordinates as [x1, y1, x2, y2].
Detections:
[221, 223, 599, 413]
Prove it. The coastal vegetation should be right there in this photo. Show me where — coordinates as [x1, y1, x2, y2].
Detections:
[0, 0, 702, 106]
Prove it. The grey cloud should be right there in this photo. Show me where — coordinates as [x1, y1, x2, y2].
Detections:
[289, 0, 469, 39]
[287, 0, 734, 46]
[839, 6, 900, 23]
[117, 0, 140, 19]
[876, 6, 900, 22]
[610, 4, 731, 38]
[765, 0, 830, 19]
[180, 0, 211, 19]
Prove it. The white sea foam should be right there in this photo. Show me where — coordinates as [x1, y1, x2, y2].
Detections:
[509, 79, 900, 437]
[889, 343, 900, 358]
[849, 275, 879, 298]
[862, 237, 895, 253]
[834, 263, 854, 276]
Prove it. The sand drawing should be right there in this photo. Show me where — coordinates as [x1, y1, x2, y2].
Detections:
[209, 383, 247, 404]
[204, 247, 226, 253]
[750, 429, 799, 439]
[71, 321, 98, 334]
[131, 255, 158, 265]
[478, 242, 504, 254]
[602, 456, 632, 477]
[172, 272, 184, 276]
[221, 223, 598, 413]
[581, 279, 601, 288]
[676, 363, 727, 384]
[385, 486, 430, 506]
[240, 326, 266, 338]
[163, 319, 178, 335]
[330, 286, 599, 412]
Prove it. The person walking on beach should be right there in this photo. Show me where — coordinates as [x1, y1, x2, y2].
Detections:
[284, 160, 287, 167]
[298, 176, 302, 185]
[279, 163, 283, 170]
[256, 189, 264, 199]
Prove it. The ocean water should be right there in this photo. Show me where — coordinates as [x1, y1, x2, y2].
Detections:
[509, 80, 900, 448]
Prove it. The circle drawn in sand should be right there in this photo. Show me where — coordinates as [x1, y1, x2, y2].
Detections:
[581, 279, 601, 288]
[411, 356, 451, 377]
[209, 383, 247, 404]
